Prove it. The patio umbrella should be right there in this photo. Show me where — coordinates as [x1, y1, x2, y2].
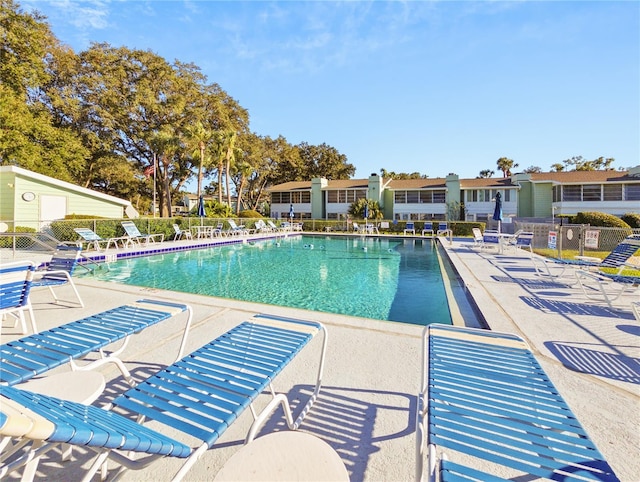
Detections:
[363, 203, 369, 222]
[493, 191, 503, 233]
[198, 195, 206, 225]
[289, 204, 294, 219]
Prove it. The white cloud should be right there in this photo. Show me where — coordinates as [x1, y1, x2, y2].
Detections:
[48, 0, 111, 30]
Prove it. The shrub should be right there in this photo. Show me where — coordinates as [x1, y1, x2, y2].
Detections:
[573, 212, 631, 229]
[238, 210, 262, 218]
[0, 226, 36, 249]
[621, 213, 640, 229]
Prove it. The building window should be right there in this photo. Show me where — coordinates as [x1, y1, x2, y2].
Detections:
[395, 191, 407, 203]
[406, 191, 420, 203]
[292, 191, 310, 203]
[477, 189, 491, 202]
[582, 185, 601, 201]
[562, 185, 582, 201]
[433, 190, 445, 203]
[327, 189, 366, 203]
[271, 192, 291, 204]
[553, 186, 561, 202]
[603, 184, 622, 201]
[626, 184, 640, 201]
[467, 190, 477, 202]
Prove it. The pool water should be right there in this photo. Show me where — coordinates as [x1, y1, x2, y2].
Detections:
[83, 236, 452, 326]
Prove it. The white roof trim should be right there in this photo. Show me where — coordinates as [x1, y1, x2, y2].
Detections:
[2, 166, 131, 206]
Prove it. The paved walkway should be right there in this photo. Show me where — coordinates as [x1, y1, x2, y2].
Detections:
[2, 236, 638, 481]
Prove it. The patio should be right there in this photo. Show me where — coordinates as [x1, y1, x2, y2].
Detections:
[1, 237, 638, 481]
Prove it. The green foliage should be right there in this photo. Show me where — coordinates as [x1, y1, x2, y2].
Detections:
[448, 222, 486, 236]
[620, 213, 640, 229]
[64, 214, 109, 219]
[561, 156, 614, 171]
[0, 226, 36, 248]
[379, 169, 428, 179]
[496, 157, 518, 177]
[446, 201, 465, 221]
[572, 212, 630, 229]
[192, 199, 232, 218]
[348, 199, 382, 219]
[238, 210, 261, 218]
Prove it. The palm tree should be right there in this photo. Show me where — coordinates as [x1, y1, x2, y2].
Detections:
[496, 157, 518, 177]
[185, 122, 213, 200]
[477, 169, 494, 178]
[221, 131, 238, 208]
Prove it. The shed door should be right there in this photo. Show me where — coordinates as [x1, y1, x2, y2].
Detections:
[40, 195, 67, 228]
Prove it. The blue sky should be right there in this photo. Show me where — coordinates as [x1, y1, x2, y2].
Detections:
[24, 0, 639, 179]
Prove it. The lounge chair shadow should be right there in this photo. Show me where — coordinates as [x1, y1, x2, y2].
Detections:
[252, 384, 416, 482]
[520, 296, 634, 319]
[491, 275, 571, 290]
[545, 341, 640, 384]
[618, 324, 640, 336]
[97, 363, 169, 405]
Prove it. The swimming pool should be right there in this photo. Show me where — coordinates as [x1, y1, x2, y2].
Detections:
[82, 235, 452, 326]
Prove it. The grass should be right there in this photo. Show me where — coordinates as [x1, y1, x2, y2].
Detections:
[532, 248, 640, 277]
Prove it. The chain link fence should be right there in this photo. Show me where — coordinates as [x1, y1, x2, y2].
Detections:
[3, 218, 638, 262]
[514, 222, 640, 259]
[0, 217, 266, 258]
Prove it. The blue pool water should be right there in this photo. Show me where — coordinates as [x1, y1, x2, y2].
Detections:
[83, 236, 452, 326]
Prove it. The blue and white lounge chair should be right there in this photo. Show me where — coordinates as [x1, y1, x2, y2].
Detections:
[436, 222, 449, 236]
[416, 325, 618, 482]
[404, 222, 415, 235]
[0, 262, 36, 335]
[422, 222, 434, 236]
[31, 245, 84, 308]
[533, 234, 640, 279]
[122, 220, 165, 246]
[0, 299, 192, 387]
[0, 314, 327, 482]
[512, 230, 534, 253]
[574, 269, 640, 308]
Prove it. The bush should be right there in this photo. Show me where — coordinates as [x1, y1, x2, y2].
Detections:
[238, 210, 262, 218]
[572, 212, 631, 229]
[621, 213, 640, 229]
[0, 226, 36, 248]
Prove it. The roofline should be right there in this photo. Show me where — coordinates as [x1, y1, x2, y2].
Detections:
[2, 166, 132, 206]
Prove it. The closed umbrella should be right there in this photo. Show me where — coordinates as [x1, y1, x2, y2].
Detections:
[198, 195, 206, 225]
[363, 203, 369, 222]
[289, 204, 294, 219]
[493, 192, 503, 233]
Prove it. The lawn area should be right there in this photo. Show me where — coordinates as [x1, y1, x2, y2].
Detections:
[533, 248, 640, 277]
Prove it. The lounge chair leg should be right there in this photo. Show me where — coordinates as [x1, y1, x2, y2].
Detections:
[81, 451, 110, 482]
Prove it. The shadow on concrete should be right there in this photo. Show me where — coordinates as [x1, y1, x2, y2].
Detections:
[545, 341, 640, 384]
[491, 275, 571, 290]
[617, 324, 640, 337]
[520, 296, 634, 320]
[254, 384, 416, 482]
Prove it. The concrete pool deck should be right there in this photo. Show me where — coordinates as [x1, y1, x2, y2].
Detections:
[2, 236, 639, 481]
